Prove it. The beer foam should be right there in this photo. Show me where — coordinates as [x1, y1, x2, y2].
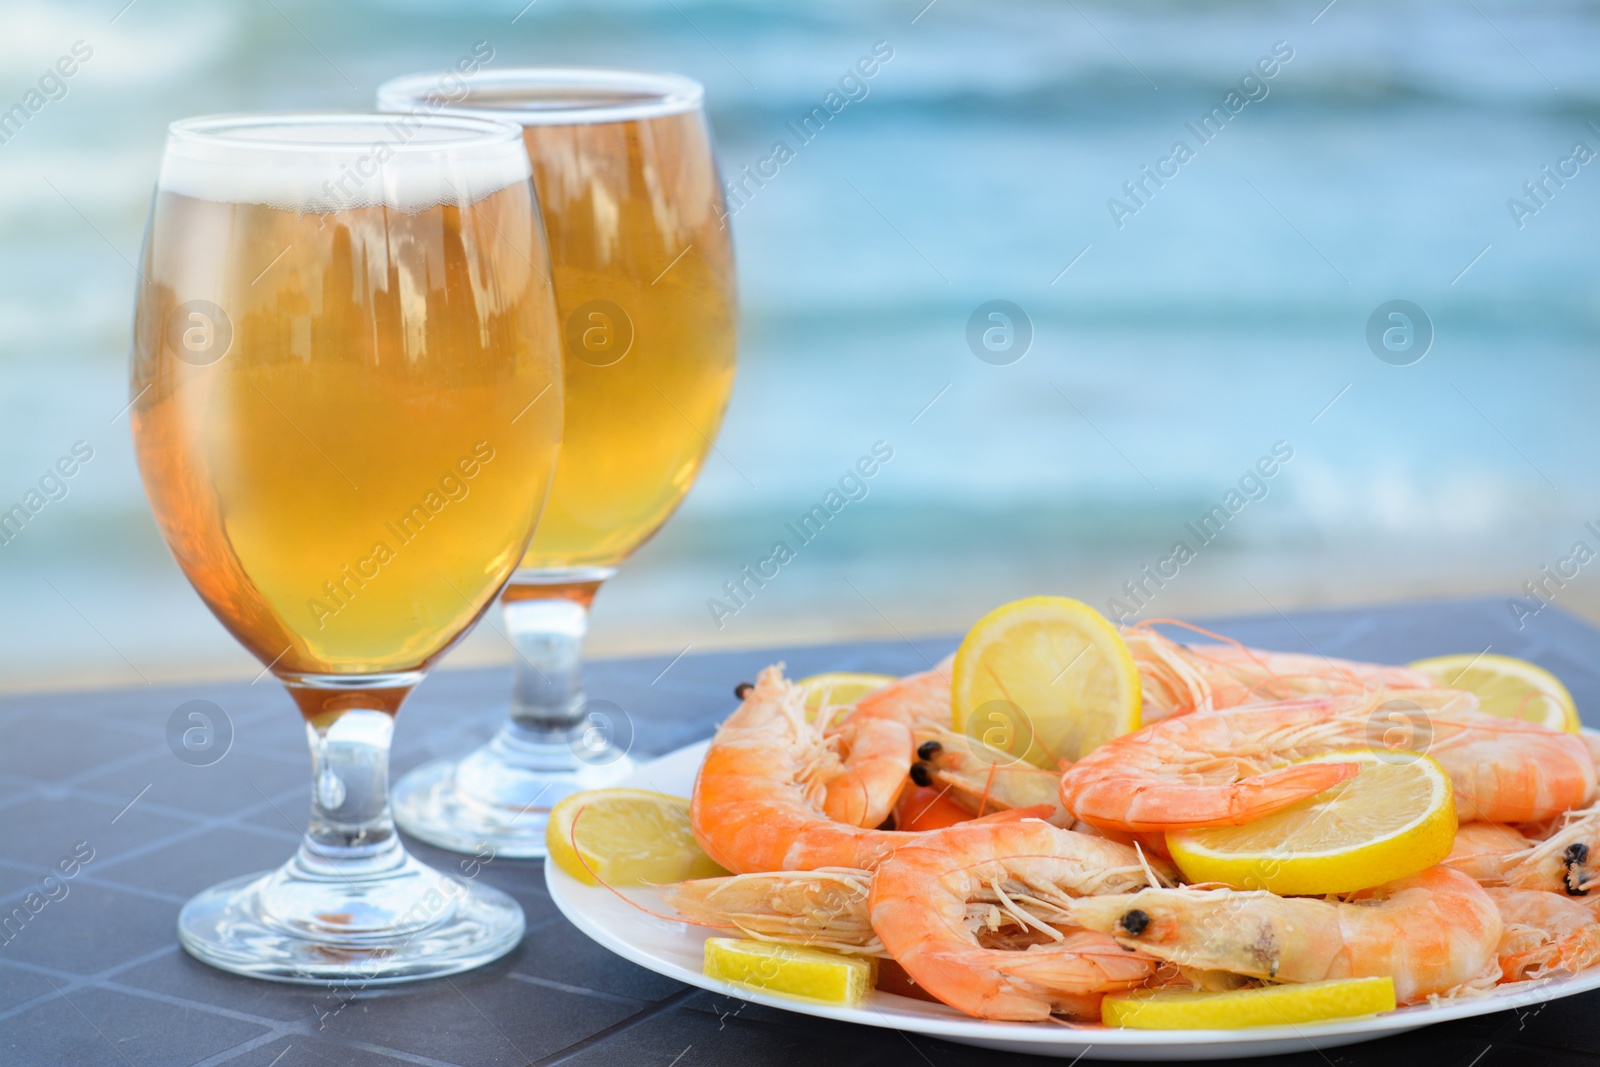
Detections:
[160, 114, 531, 213]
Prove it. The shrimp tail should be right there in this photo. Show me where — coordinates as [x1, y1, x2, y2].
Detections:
[1065, 760, 1360, 832]
[911, 952, 1053, 1021]
[1217, 761, 1363, 825]
[1000, 930, 1158, 993]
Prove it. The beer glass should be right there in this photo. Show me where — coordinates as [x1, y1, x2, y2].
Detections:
[377, 70, 738, 856]
[130, 112, 563, 981]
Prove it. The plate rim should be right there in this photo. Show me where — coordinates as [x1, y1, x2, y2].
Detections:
[543, 737, 1600, 1052]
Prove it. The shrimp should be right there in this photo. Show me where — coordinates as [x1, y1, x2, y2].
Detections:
[908, 727, 1171, 856]
[821, 657, 952, 828]
[657, 868, 883, 956]
[1068, 866, 1503, 1004]
[1487, 887, 1600, 983]
[1443, 822, 1539, 884]
[909, 725, 1067, 820]
[1059, 689, 1597, 833]
[868, 820, 1173, 1021]
[661, 819, 1178, 972]
[1583, 725, 1600, 770]
[1444, 810, 1600, 897]
[1123, 621, 1437, 722]
[691, 664, 1046, 872]
[1512, 810, 1600, 896]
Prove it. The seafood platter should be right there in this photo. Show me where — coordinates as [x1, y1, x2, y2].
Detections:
[544, 597, 1600, 1059]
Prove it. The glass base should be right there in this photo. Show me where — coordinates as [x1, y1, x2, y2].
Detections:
[393, 723, 635, 858]
[177, 844, 524, 984]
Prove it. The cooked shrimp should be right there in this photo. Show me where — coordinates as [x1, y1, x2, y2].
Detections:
[1123, 621, 1437, 722]
[1069, 866, 1503, 1004]
[691, 664, 1046, 872]
[1443, 822, 1539, 884]
[1516, 810, 1600, 896]
[820, 660, 952, 827]
[909, 725, 1067, 820]
[657, 868, 883, 956]
[893, 784, 973, 832]
[909, 726, 1170, 852]
[662, 819, 1178, 976]
[1487, 887, 1600, 982]
[1059, 689, 1597, 833]
[868, 820, 1172, 1020]
[1453, 810, 1600, 897]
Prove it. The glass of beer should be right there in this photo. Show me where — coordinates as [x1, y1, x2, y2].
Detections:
[375, 69, 738, 857]
[130, 112, 563, 981]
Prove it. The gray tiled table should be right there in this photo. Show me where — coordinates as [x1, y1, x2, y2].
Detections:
[3, 598, 1599, 1066]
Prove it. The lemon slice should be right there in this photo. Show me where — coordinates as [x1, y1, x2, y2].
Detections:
[951, 596, 1140, 766]
[1408, 653, 1579, 733]
[1103, 977, 1396, 1029]
[546, 789, 727, 887]
[703, 937, 877, 1005]
[794, 672, 897, 720]
[1167, 750, 1456, 896]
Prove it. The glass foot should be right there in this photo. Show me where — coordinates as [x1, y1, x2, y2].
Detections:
[177, 843, 524, 984]
[394, 723, 635, 858]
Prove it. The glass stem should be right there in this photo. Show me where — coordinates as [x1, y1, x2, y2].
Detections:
[283, 675, 421, 880]
[502, 569, 610, 740]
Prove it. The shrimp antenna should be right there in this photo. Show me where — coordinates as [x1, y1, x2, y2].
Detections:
[1132, 617, 1372, 698]
[977, 760, 1000, 819]
[903, 782, 958, 827]
[1132, 618, 1270, 670]
[566, 804, 731, 931]
[1132, 840, 1174, 889]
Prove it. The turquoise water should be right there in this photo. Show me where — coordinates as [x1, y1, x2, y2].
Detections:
[1, 0, 1596, 685]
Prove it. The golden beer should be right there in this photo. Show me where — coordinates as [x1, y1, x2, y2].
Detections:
[137, 113, 545, 984]
[132, 158, 562, 682]
[377, 72, 737, 858]
[446, 83, 737, 570]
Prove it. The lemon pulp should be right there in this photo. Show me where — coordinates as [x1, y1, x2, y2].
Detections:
[546, 788, 726, 887]
[703, 937, 877, 1004]
[951, 596, 1140, 766]
[1104, 977, 1397, 1029]
[1408, 652, 1579, 733]
[1168, 750, 1457, 895]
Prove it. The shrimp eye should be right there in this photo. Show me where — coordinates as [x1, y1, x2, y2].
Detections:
[917, 740, 943, 761]
[1120, 909, 1151, 936]
[1563, 842, 1591, 896]
[909, 762, 933, 787]
[734, 682, 754, 700]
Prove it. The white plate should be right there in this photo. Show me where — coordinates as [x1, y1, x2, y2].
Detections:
[545, 739, 1600, 1061]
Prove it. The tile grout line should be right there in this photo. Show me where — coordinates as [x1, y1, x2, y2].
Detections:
[6, 951, 473, 1067]
[503, 971, 655, 1007]
[182, 1030, 301, 1067]
[528, 986, 700, 1067]
[0, 783, 309, 908]
[194, 1025, 470, 1067]
[0, 719, 306, 816]
[0, 942, 180, 1021]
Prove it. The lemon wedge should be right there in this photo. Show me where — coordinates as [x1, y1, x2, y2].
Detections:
[703, 937, 877, 1004]
[1167, 750, 1456, 896]
[951, 596, 1140, 766]
[1103, 977, 1396, 1029]
[1408, 653, 1579, 733]
[793, 672, 897, 720]
[546, 789, 727, 887]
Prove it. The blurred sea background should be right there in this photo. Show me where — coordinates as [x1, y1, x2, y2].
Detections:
[1, 0, 1597, 691]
